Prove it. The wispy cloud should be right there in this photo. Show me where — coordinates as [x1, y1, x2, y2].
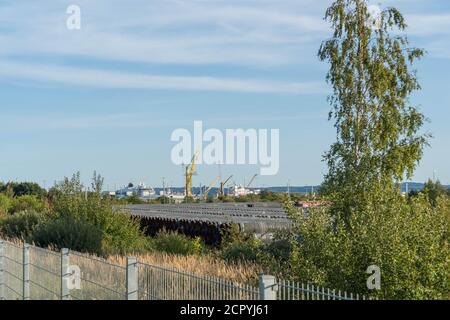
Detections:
[0, 108, 329, 133]
[0, 0, 325, 66]
[0, 112, 173, 132]
[0, 0, 448, 94]
[0, 61, 326, 94]
[406, 14, 450, 36]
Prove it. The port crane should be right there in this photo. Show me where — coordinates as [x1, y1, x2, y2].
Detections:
[246, 174, 258, 189]
[218, 175, 233, 198]
[203, 176, 220, 201]
[184, 151, 199, 199]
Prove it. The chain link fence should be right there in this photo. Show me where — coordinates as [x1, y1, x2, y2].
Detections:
[0, 239, 363, 301]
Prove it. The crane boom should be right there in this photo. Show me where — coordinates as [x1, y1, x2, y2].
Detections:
[218, 175, 233, 197]
[246, 174, 258, 188]
[203, 176, 220, 201]
[185, 151, 199, 199]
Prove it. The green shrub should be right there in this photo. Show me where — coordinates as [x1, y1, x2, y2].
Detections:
[31, 216, 104, 255]
[100, 213, 150, 256]
[152, 230, 204, 256]
[221, 236, 261, 263]
[0, 194, 12, 216]
[262, 236, 293, 262]
[0, 211, 42, 240]
[49, 172, 149, 255]
[0, 182, 47, 198]
[285, 194, 450, 300]
[10, 195, 46, 214]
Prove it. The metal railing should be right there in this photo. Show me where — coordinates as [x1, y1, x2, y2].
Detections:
[137, 262, 259, 300]
[277, 279, 367, 300]
[0, 239, 363, 301]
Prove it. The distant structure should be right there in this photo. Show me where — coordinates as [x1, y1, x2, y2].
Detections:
[115, 183, 157, 200]
[184, 152, 198, 199]
[229, 185, 261, 197]
[229, 174, 260, 197]
[159, 189, 185, 203]
[294, 200, 326, 208]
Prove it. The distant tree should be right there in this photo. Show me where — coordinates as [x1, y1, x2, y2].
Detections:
[91, 171, 104, 194]
[259, 190, 281, 202]
[0, 182, 47, 199]
[422, 179, 448, 207]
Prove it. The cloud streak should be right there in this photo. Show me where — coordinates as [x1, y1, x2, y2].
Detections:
[0, 0, 448, 94]
[0, 61, 326, 94]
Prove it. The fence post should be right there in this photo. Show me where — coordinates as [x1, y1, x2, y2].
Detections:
[0, 240, 4, 300]
[23, 244, 30, 300]
[61, 248, 70, 300]
[259, 275, 277, 300]
[126, 257, 138, 300]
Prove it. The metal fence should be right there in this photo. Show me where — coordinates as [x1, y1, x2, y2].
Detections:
[277, 279, 366, 300]
[137, 262, 259, 300]
[0, 239, 363, 301]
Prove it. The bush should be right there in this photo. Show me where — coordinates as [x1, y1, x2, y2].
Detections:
[0, 211, 42, 240]
[0, 194, 12, 216]
[284, 194, 450, 300]
[264, 237, 292, 261]
[49, 172, 149, 255]
[100, 213, 150, 256]
[151, 230, 204, 256]
[220, 236, 261, 263]
[0, 182, 47, 198]
[9, 195, 46, 214]
[31, 216, 104, 255]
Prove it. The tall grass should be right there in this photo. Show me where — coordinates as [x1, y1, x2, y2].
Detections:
[108, 251, 262, 285]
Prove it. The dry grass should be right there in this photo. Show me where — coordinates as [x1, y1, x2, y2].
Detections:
[1, 236, 262, 286]
[108, 252, 262, 285]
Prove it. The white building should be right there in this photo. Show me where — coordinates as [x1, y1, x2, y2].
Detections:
[230, 185, 261, 197]
[116, 183, 156, 200]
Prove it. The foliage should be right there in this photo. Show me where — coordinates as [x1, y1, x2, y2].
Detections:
[275, 0, 450, 300]
[220, 236, 262, 263]
[9, 195, 46, 214]
[31, 216, 104, 255]
[284, 194, 449, 299]
[49, 172, 149, 255]
[319, 0, 428, 222]
[257, 233, 294, 276]
[0, 194, 12, 216]
[0, 182, 47, 198]
[421, 179, 449, 207]
[0, 211, 43, 240]
[151, 229, 204, 256]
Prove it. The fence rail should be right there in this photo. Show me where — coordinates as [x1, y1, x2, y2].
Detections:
[0, 239, 363, 301]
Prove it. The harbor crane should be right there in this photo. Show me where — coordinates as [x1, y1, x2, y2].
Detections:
[218, 175, 233, 198]
[246, 174, 258, 189]
[203, 176, 220, 201]
[184, 151, 199, 199]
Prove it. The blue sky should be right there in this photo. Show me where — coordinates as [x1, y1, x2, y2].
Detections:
[0, 0, 449, 189]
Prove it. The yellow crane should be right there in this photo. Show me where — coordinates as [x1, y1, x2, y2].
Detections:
[185, 151, 199, 199]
